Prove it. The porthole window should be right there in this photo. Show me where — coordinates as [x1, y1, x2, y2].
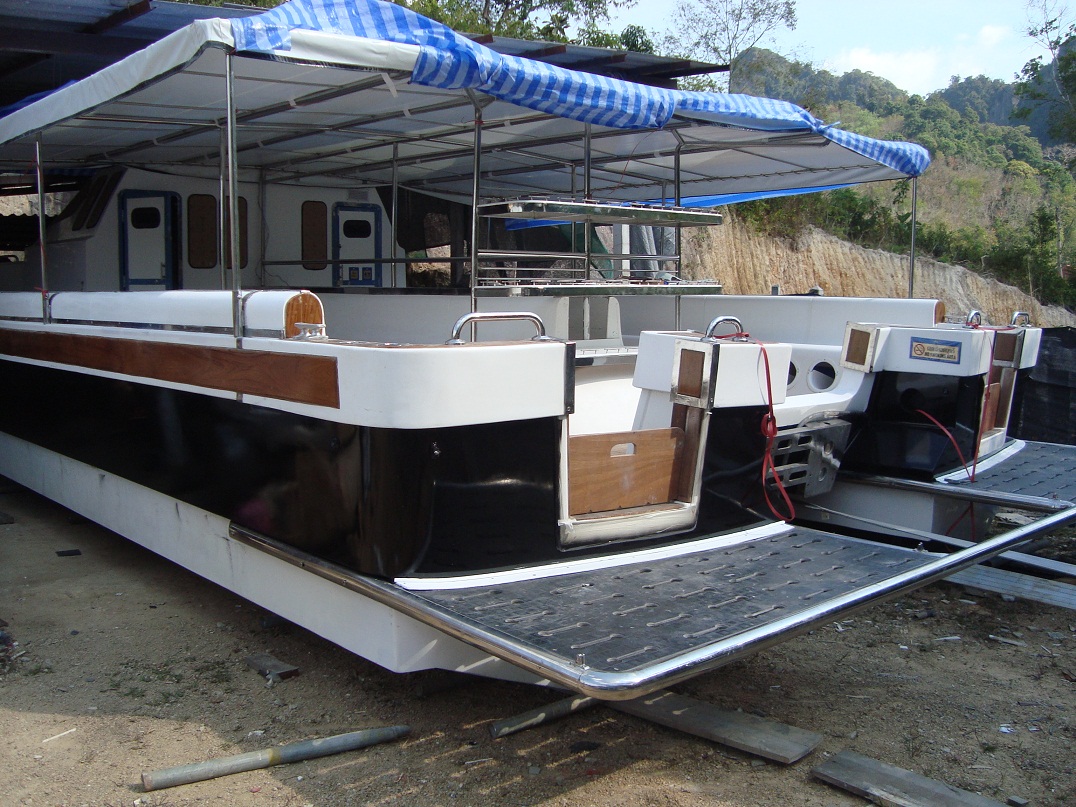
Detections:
[130, 207, 161, 229]
[342, 219, 372, 239]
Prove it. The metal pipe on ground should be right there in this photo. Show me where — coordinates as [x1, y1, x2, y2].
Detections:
[141, 725, 410, 792]
[489, 694, 598, 738]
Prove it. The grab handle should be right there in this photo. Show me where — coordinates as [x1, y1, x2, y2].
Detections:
[703, 315, 744, 340]
[447, 311, 550, 344]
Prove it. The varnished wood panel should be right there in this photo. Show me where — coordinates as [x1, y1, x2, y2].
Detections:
[0, 329, 339, 408]
[284, 291, 325, 338]
[568, 427, 685, 515]
[673, 405, 704, 500]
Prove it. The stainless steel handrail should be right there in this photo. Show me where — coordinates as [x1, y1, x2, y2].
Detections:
[703, 315, 743, 340]
[446, 311, 549, 344]
[1010, 310, 1031, 326]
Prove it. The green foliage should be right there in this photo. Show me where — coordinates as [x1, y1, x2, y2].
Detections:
[660, 0, 796, 90]
[178, 0, 283, 7]
[1014, 5, 1076, 149]
[406, 0, 631, 40]
[723, 39, 1076, 308]
[575, 23, 654, 52]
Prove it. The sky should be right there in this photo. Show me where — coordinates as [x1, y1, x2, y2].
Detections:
[611, 0, 1056, 96]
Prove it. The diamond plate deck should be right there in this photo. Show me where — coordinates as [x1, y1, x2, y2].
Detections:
[939, 441, 1076, 505]
[229, 504, 1076, 698]
[406, 529, 933, 675]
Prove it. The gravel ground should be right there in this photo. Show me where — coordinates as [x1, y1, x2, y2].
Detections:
[2, 481, 1074, 807]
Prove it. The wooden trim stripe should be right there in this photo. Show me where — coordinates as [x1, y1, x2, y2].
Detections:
[0, 329, 339, 408]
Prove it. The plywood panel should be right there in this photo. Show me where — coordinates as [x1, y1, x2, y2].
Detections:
[569, 427, 684, 515]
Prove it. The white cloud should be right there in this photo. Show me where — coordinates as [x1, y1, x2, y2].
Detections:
[825, 27, 1034, 96]
[826, 47, 943, 95]
[976, 24, 1011, 48]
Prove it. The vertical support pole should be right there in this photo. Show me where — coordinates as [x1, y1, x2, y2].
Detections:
[218, 126, 228, 291]
[907, 176, 917, 299]
[583, 123, 593, 278]
[34, 136, 49, 324]
[225, 52, 242, 343]
[256, 168, 266, 287]
[390, 143, 399, 288]
[469, 103, 482, 342]
[674, 142, 683, 329]
[570, 164, 578, 277]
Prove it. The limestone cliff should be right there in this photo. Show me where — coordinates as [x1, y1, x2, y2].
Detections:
[682, 219, 1076, 328]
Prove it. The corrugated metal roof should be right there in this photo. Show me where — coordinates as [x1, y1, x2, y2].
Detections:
[0, 0, 261, 108]
[0, 1, 722, 110]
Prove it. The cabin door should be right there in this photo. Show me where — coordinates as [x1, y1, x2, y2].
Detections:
[120, 191, 180, 291]
[332, 203, 382, 287]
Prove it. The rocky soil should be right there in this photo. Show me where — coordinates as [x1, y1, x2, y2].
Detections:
[683, 221, 1076, 329]
[2, 480, 1075, 807]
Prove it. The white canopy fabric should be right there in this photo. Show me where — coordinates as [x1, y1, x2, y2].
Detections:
[0, 0, 930, 205]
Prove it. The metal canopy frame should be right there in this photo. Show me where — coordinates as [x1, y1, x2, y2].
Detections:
[9, 36, 921, 331]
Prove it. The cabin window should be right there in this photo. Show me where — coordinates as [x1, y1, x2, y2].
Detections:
[342, 218, 372, 239]
[186, 194, 248, 269]
[71, 170, 123, 231]
[187, 194, 216, 269]
[302, 200, 328, 270]
[130, 207, 161, 230]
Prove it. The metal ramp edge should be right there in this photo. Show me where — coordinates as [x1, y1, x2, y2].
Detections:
[846, 440, 1076, 514]
[229, 508, 1076, 701]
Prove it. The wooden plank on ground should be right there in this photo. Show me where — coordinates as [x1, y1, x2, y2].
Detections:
[609, 689, 821, 764]
[812, 749, 1008, 807]
[947, 565, 1076, 611]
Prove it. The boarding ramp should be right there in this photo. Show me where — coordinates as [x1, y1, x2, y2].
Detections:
[848, 440, 1076, 515]
[230, 506, 1076, 700]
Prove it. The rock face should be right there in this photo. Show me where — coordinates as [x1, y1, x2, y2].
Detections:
[682, 220, 1076, 328]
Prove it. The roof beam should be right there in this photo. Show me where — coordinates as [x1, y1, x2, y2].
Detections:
[0, 1, 151, 83]
[0, 28, 146, 59]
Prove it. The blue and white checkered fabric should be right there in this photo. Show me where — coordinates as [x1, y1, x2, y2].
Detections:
[231, 0, 929, 177]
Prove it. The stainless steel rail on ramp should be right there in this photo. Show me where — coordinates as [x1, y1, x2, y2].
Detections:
[846, 440, 1076, 513]
[230, 507, 1076, 700]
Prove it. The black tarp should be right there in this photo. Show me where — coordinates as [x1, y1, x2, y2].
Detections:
[1009, 327, 1076, 445]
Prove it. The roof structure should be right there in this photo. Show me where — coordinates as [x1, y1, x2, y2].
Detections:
[0, 0, 720, 112]
[0, 0, 261, 110]
[0, 0, 930, 208]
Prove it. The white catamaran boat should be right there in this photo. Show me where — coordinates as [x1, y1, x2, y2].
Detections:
[0, 0, 1073, 698]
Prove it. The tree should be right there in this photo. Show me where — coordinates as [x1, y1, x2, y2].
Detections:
[1015, 1, 1076, 148]
[405, 0, 632, 41]
[180, 0, 283, 7]
[659, 0, 796, 91]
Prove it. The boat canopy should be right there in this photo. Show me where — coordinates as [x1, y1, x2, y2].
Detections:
[0, 0, 929, 204]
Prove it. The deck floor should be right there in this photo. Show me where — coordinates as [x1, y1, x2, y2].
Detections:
[407, 529, 933, 675]
[940, 441, 1076, 505]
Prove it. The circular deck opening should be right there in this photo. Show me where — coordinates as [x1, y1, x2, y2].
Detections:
[808, 361, 837, 391]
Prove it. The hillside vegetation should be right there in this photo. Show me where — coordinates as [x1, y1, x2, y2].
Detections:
[727, 47, 1076, 310]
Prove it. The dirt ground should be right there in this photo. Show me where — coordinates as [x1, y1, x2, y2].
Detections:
[2, 480, 1074, 807]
